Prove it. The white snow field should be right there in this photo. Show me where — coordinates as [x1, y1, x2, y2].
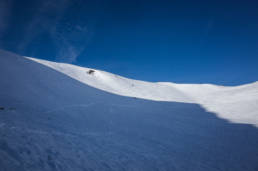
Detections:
[0, 49, 258, 171]
[27, 55, 258, 126]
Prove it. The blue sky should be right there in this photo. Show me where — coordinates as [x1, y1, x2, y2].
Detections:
[0, 0, 258, 85]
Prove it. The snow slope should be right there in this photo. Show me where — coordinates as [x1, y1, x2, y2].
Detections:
[1, 49, 258, 171]
[28, 56, 258, 126]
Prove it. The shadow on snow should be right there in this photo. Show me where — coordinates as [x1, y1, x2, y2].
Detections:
[0, 50, 258, 171]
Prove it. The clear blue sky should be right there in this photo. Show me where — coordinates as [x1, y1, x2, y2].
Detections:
[0, 0, 258, 85]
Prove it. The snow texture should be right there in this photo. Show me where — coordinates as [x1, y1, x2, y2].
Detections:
[0, 49, 258, 171]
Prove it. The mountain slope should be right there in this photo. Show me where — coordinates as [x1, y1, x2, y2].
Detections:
[0, 50, 258, 171]
[28, 55, 258, 126]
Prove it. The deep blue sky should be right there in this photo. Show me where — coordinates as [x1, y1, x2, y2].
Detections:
[0, 0, 258, 85]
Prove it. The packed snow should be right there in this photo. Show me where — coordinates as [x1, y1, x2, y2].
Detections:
[0, 49, 258, 171]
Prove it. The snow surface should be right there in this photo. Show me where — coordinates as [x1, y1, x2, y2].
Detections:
[28, 56, 258, 126]
[1, 49, 258, 171]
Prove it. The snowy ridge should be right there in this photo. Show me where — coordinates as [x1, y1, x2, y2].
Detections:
[27, 56, 258, 126]
[27, 57, 193, 103]
[1, 49, 258, 171]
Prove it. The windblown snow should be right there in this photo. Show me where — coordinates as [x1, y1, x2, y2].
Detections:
[0, 49, 258, 171]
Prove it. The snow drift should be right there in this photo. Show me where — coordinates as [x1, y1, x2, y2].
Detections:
[0, 49, 258, 171]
